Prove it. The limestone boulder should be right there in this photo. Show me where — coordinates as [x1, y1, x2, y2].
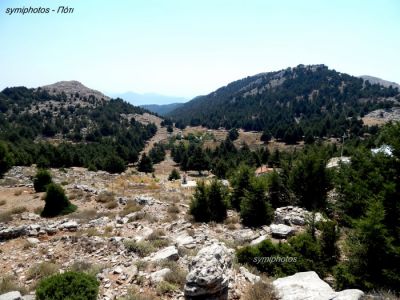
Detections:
[184, 242, 233, 299]
[270, 224, 295, 239]
[273, 271, 364, 300]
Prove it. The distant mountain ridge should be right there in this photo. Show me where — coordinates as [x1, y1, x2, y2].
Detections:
[108, 91, 187, 106]
[140, 103, 184, 116]
[168, 64, 400, 141]
[359, 75, 400, 89]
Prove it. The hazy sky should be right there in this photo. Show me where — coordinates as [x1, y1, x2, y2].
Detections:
[1, 0, 399, 98]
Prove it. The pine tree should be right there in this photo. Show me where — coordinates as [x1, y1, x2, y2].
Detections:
[0, 141, 14, 177]
[187, 146, 209, 175]
[190, 181, 210, 222]
[335, 199, 400, 290]
[41, 183, 76, 217]
[240, 178, 274, 227]
[260, 130, 272, 143]
[230, 165, 253, 210]
[208, 180, 228, 222]
[289, 151, 330, 210]
[33, 169, 53, 192]
[137, 153, 154, 173]
[228, 128, 239, 141]
[267, 170, 291, 208]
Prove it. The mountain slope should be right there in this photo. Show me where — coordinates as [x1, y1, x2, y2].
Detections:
[359, 75, 400, 89]
[169, 65, 400, 140]
[0, 82, 157, 173]
[140, 103, 184, 116]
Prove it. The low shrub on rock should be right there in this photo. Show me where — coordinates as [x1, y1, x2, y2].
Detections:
[35, 271, 99, 300]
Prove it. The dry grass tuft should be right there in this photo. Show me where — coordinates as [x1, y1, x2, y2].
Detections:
[105, 200, 118, 209]
[242, 281, 277, 300]
[0, 211, 12, 223]
[120, 200, 143, 216]
[167, 204, 180, 214]
[13, 190, 23, 196]
[70, 209, 97, 222]
[121, 287, 159, 300]
[0, 275, 27, 295]
[10, 206, 27, 214]
[26, 262, 59, 280]
[96, 191, 115, 203]
[160, 260, 187, 288]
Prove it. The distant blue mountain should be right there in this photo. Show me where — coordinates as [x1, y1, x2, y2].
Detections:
[140, 103, 184, 116]
[107, 91, 187, 106]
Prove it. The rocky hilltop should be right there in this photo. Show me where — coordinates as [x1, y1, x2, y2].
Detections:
[41, 80, 110, 102]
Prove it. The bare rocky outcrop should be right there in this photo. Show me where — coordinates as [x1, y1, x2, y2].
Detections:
[41, 80, 110, 102]
[184, 242, 234, 300]
[274, 206, 325, 226]
[270, 223, 295, 239]
[149, 246, 179, 262]
[273, 271, 364, 300]
[0, 225, 28, 241]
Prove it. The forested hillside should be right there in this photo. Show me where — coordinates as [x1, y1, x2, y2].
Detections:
[169, 65, 400, 143]
[0, 83, 157, 174]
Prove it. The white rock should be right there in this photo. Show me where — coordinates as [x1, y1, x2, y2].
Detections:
[273, 271, 363, 300]
[274, 206, 326, 226]
[174, 232, 195, 247]
[134, 195, 154, 205]
[149, 268, 171, 284]
[0, 291, 22, 300]
[250, 235, 267, 245]
[138, 227, 154, 241]
[234, 229, 259, 242]
[270, 224, 295, 239]
[26, 237, 40, 245]
[239, 266, 261, 284]
[150, 246, 179, 261]
[60, 221, 78, 231]
[184, 243, 233, 298]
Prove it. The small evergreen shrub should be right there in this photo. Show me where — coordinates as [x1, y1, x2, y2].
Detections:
[168, 169, 181, 181]
[237, 232, 334, 278]
[41, 183, 76, 217]
[33, 169, 52, 192]
[35, 271, 99, 300]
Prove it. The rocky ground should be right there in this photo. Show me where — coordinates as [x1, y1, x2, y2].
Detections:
[0, 127, 365, 300]
[0, 163, 266, 299]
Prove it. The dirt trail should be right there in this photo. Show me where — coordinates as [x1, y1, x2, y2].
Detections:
[133, 113, 169, 155]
